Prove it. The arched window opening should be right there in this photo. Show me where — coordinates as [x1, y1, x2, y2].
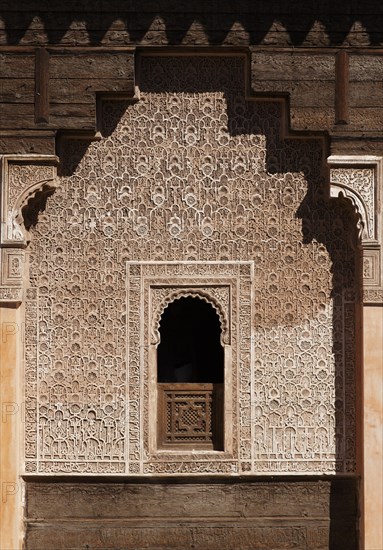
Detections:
[157, 297, 224, 450]
[158, 297, 224, 383]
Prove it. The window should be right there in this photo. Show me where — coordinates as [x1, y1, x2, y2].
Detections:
[127, 260, 252, 471]
[157, 297, 224, 450]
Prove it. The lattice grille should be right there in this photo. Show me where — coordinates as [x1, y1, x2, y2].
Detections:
[158, 384, 223, 449]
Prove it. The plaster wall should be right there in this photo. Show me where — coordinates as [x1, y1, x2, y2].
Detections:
[363, 305, 383, 550]
[0, 306, 23, 550]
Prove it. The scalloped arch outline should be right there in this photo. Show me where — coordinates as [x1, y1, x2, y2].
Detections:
[330, 182, 369, 241]
[150, 288, 230, 347]
[13, 177, 58, 244]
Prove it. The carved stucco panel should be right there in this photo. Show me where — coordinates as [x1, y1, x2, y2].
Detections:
[1, 156, 58, 246]
[330, 166, 375, 240]
[126, 262, 251, 475]
[0, 155, 58, 304]
[24, 56, 357, 474]
[329, 155, 383, 302]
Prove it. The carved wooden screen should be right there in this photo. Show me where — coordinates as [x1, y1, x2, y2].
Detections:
[157, 383, 223, 450]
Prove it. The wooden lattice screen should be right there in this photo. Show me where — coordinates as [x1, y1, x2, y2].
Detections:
[157, 383, 224, 450]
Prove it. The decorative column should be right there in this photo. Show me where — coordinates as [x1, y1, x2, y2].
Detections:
[329, 155, 383, 550]
[0, 155, 58, 549]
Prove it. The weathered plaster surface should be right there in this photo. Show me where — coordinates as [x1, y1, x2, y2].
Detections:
[363, 306, 383, 550]
[0, 306, 23, 550]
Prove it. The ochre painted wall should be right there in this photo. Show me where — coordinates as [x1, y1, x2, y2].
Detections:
[0, 306, 23, 550]
[363, 305, 383, 550]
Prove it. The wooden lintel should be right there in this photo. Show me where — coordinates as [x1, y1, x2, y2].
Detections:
[35, 47, 50, 124]
[335, 50, 349, 125]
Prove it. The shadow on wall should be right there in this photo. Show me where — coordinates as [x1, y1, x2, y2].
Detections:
[55, 54, 360, 467]
[37, 53, 360, 547]
[1, 1, 383, 46]
[55, 54, 360, 453]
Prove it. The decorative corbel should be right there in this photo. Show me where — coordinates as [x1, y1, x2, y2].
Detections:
[328, 155, 383, 303]
[0, 155, 58, 306]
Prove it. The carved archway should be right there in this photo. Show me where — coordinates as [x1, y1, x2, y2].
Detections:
[0, 155, 58, 305]
[151, 288, 230, 347]
[328, 155, 383, 300]
[156, 296, 225, 450]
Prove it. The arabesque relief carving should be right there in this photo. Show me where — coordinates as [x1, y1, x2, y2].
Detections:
[0, 155, 58, 304]
[150, 286, 230, 346]
[329, 155, 383, 303]
[126, 262, 251, 474]
[18, 55, 361, 474]
[1, 156, 58, 245]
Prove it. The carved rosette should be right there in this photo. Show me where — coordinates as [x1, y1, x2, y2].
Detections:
[329, 155, 383, 303]
[0, 155, 58, 305]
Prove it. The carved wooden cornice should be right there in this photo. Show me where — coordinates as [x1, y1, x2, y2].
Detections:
[3, 47, 383, 156]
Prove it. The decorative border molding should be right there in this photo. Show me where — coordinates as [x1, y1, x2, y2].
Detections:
[126, 261, 254, 475]
[363, 289, 383, 304]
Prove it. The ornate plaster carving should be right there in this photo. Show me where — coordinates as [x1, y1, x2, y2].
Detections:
[1, 155, 58, 246]
[127, 261, 252, 474]
[151, 287, 230, 346]
[23, 57, 357, 475]
[328, 155, 383, 301]
[0, 286, 23, 305]
[0, 155, 58, 305]
[363, 289, 383, 304]
[328, 155, 381, 244]
[329, 166, 374, 241]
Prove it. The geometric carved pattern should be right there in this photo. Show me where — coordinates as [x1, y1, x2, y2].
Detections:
[25, 56, 357, 474]
[329, 155, 383, 301]
[127, 261, 251, 475]
[0, 249, 25, 286]
[330, 165, 375, 240]
[1, 156, 57, 246]
[0, 156, 57, 304]
[158, 384, 219, 448]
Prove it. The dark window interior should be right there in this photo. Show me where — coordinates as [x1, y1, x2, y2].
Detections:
[157, 296, 224, 383]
